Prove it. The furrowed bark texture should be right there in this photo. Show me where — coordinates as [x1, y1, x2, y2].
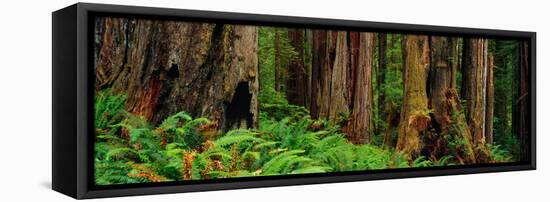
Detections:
[428, 36, 475, 163]
[94, 17, 259, 133]
[461, 38, 490, 162]
[310, 30, 374, 144]
[396, 35, 430, 159]
[346, 32, 375, 144]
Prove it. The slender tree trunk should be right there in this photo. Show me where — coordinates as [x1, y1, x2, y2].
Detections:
[493, 41, 509, 143]
[304, 30, 313, 111]
[382, 34, 401, 148]
[274, 30, 282, 92]
[428, 36, 476, 163]
[396, 35, 430, 159]
[95, 18, 259, 133]
[517, 41, 530, 162]
[461, 38, 490, 162]
[310, 30, 325, 118]
[287, 28, 308, 107]
[485, 54, 495, 144]
[378, 34, 387, 135]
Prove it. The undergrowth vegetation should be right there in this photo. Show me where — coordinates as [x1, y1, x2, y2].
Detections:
[95, 90, 515, 185]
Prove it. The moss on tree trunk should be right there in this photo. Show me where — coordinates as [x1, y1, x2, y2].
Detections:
[94, 18, 259, 133]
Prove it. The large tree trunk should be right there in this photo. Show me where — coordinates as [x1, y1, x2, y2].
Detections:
[95, 18, 259, 133]
[461, 38, 490, 162]
[345, 32, 374, 144]
[428, 36, 476, 163]
[286, 28, 308, 107]
[310, 30, 334, 119]
[310, 30, 374, 144]
[517, 41, 530, 162]
[396, 35, 430, 159]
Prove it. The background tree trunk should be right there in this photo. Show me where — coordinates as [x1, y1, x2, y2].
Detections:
[493, 41, 509, 145]
[378, 33, 387, 136]
[485, 54, 495, 144]
[286, 28, 308, 107]
[382, 34, 401, 148]
[95, 18, 259, 133]
[305, 30, 313, 111]
[517, 41, 530, 162]
[274, 30, 283, 92]
[396, 35, 430, 159]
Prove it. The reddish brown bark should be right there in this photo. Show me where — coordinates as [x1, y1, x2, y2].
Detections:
[310, 30, 374, 144]
[346, 32, 375, 144]
[485, 54, 495, 144]
[461, 38, 490, 162]
[95, 18, 259, 132]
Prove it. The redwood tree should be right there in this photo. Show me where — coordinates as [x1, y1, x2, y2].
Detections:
[95, 18, 260, 133]
[310, 30, 374, 144]
[286, 28, 309, 107]
[428, 36, 475, 163]
[461, 38, 491, 162]
[346, 32, 375, 144]
[396, 35, 430, 159]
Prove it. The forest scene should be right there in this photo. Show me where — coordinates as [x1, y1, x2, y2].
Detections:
[93, 17, 531, 185]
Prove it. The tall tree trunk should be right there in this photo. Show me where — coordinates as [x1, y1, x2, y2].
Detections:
[382, 34, 401, 148]
[311, 30, 336, 119]
[328, 31, 350, 120]
[461, 38, 490, 162]
[396, 35, 430, 159]
[344, 32, 374, 144]
[274, 30, 282, 92]
[304, 30, 313, 111]
[493, 41, 509, 144]
[310, 31, 374, 144]
[517, 41, 530, 162]
[378, 33, 387, 135]
[428, 36, 476, 163]
[286, 28, 308, 107]
[485, 54, 495, 144]
[95, 18, 259, 133]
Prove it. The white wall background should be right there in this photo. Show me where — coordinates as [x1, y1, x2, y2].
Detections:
[0, 0, 546, 201]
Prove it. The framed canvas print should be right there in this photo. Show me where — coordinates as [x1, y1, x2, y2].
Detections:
[52, 3, 536, 199]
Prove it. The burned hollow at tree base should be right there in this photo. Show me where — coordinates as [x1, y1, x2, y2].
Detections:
[92, 16, 531, 185]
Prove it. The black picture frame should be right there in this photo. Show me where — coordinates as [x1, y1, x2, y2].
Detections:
[52, 3, 536, 199]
